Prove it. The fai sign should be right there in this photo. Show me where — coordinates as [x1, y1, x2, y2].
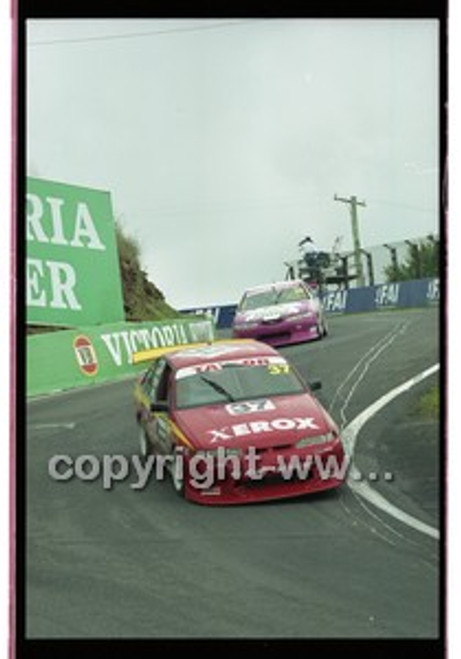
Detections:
[26, 177, 124, 326]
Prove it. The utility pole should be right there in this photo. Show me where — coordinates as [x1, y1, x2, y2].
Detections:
[334, 194, 366, 287]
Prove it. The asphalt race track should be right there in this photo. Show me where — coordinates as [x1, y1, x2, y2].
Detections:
[25, 308, 441, 639]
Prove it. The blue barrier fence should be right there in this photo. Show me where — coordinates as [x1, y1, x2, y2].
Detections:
[181, 277, 439, 329]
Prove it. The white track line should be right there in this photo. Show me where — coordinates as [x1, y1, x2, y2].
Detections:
[329, 322, 405, 413]
[342, 363, 440, 540]
[339, 322, 409, 427]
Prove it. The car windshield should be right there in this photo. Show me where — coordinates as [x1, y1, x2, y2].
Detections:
[240, 285, 307, 311]
[175, 362, 305, 409]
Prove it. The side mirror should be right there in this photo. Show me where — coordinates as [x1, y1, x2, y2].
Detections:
[309, 379, 322, 392]
[150, 401, 169, 412]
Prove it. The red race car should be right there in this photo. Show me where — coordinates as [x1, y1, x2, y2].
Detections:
[133, 339, 346, 505]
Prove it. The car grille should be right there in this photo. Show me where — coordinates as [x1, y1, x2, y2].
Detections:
[261, 318, 282, 325]
[256, 332, 292, 343]
[242, 470, 311, 489]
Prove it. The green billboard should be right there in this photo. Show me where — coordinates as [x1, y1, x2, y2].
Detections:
[27, 316, 215, 397]
[26, 177, 124, 326]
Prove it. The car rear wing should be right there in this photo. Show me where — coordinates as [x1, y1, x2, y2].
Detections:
[131, 339, 257, 365]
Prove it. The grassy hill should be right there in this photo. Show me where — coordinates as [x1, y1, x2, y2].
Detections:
[116, 222, 182, 322]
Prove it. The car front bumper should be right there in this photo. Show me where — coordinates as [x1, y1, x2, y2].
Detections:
[232, 317, 320, 347]
[183, 439, 346, 505]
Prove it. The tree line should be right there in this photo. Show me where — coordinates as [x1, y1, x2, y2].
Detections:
[385, 235, 439, 282]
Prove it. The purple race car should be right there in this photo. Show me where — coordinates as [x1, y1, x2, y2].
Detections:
[232, 280, 328, 347]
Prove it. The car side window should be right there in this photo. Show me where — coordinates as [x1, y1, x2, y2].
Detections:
[155, 364, 171, 404]
[142, 359, 167, 402]
[301, 285, 312, 300]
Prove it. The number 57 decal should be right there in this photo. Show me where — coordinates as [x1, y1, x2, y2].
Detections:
[267, 364, 290, 375]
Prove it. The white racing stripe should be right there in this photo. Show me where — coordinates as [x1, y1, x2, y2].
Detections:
[342, 363, 440, 540]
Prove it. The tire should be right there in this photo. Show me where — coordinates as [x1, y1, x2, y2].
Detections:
[316, 316, 328, 340]
[138, 425, 150, 463]
[170, 449, 186, 498]
[322, 316, 329, 336]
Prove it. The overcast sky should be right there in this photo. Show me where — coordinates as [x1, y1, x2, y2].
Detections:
[26, 18, 439, 308]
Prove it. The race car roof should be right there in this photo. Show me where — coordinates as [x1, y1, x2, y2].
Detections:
[132, 339, 281, 368]
[243, 279, 306, 294]
[166, 340, 281, 369]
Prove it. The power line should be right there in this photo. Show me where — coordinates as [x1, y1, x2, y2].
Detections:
[28, 20, 253, 47]
[368, 198, 436, 214]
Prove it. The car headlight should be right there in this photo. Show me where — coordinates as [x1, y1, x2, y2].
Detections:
[295, 431, 336, 448]
[289, 312, 315, 321]
[234, 322, 258, 330]
[197, 448, 242, 458]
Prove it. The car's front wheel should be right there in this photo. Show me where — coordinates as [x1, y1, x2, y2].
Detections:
[316, 321, 324, 340]
[138, 426, 150, 463]
[322, 316, 329, 336]
[170, 448, 186, 498]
